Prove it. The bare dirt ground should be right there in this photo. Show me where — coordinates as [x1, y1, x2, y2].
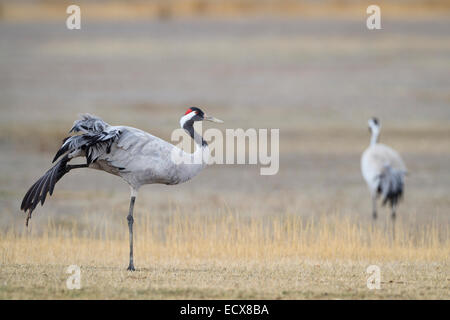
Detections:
[0, 17, 449, 299]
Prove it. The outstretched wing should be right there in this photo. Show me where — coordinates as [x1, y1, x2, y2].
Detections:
[21, 114, 121, 226]
[53, 114, 122, 164]
[21, 155, 72, 225]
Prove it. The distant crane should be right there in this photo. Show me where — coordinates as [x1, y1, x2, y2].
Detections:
[361, 117, 407, 237]
[21, 108, 223, 271]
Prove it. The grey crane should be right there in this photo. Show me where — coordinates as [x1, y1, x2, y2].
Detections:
[361, 117, 407, 237]
[21, 107, 223, 271]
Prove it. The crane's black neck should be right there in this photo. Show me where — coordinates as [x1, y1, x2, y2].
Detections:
[183, 120, 207, 147]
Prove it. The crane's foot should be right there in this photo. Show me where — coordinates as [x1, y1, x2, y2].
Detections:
[127, 264, 135, 271]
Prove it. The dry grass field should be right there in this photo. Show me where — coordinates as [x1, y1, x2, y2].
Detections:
[1, 214, 448, 299]
[0, 3, 449, 299]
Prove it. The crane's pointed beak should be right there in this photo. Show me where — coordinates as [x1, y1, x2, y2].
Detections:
[204, 115, 224, 123]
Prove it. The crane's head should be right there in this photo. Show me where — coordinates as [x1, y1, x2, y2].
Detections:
[180, 107, 223, 129]
[368, 117, 380, 132]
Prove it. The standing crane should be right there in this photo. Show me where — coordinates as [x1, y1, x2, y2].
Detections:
[361, 117, 407, 238]
[21, 107, 223, 271]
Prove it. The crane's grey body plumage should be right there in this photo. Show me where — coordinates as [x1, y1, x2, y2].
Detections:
[90, 125, 207, 187]
[361, 118, 406, 238]
[361, 143, 406, 208]
[21, 109, 222, 270]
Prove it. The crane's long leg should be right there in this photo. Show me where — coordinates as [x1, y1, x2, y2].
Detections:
[371, 194, 377, 220]
[127, 195, 136, 271]
[391, 203, 396, 241]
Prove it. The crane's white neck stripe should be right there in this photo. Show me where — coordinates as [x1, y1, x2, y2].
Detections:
[179, 111, 197, 128]
[370, 125, 380, 145]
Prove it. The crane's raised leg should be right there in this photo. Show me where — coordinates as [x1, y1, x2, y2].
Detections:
[127, 195, 136, 271]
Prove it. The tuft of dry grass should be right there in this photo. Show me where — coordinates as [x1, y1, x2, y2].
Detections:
[0, 213, 448, 299]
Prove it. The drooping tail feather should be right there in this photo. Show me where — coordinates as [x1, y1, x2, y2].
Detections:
[377, 165, 405, 207]
[21, 155, 71, 226]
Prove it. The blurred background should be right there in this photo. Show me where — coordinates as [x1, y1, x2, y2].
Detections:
[1, 0, 449, 235]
